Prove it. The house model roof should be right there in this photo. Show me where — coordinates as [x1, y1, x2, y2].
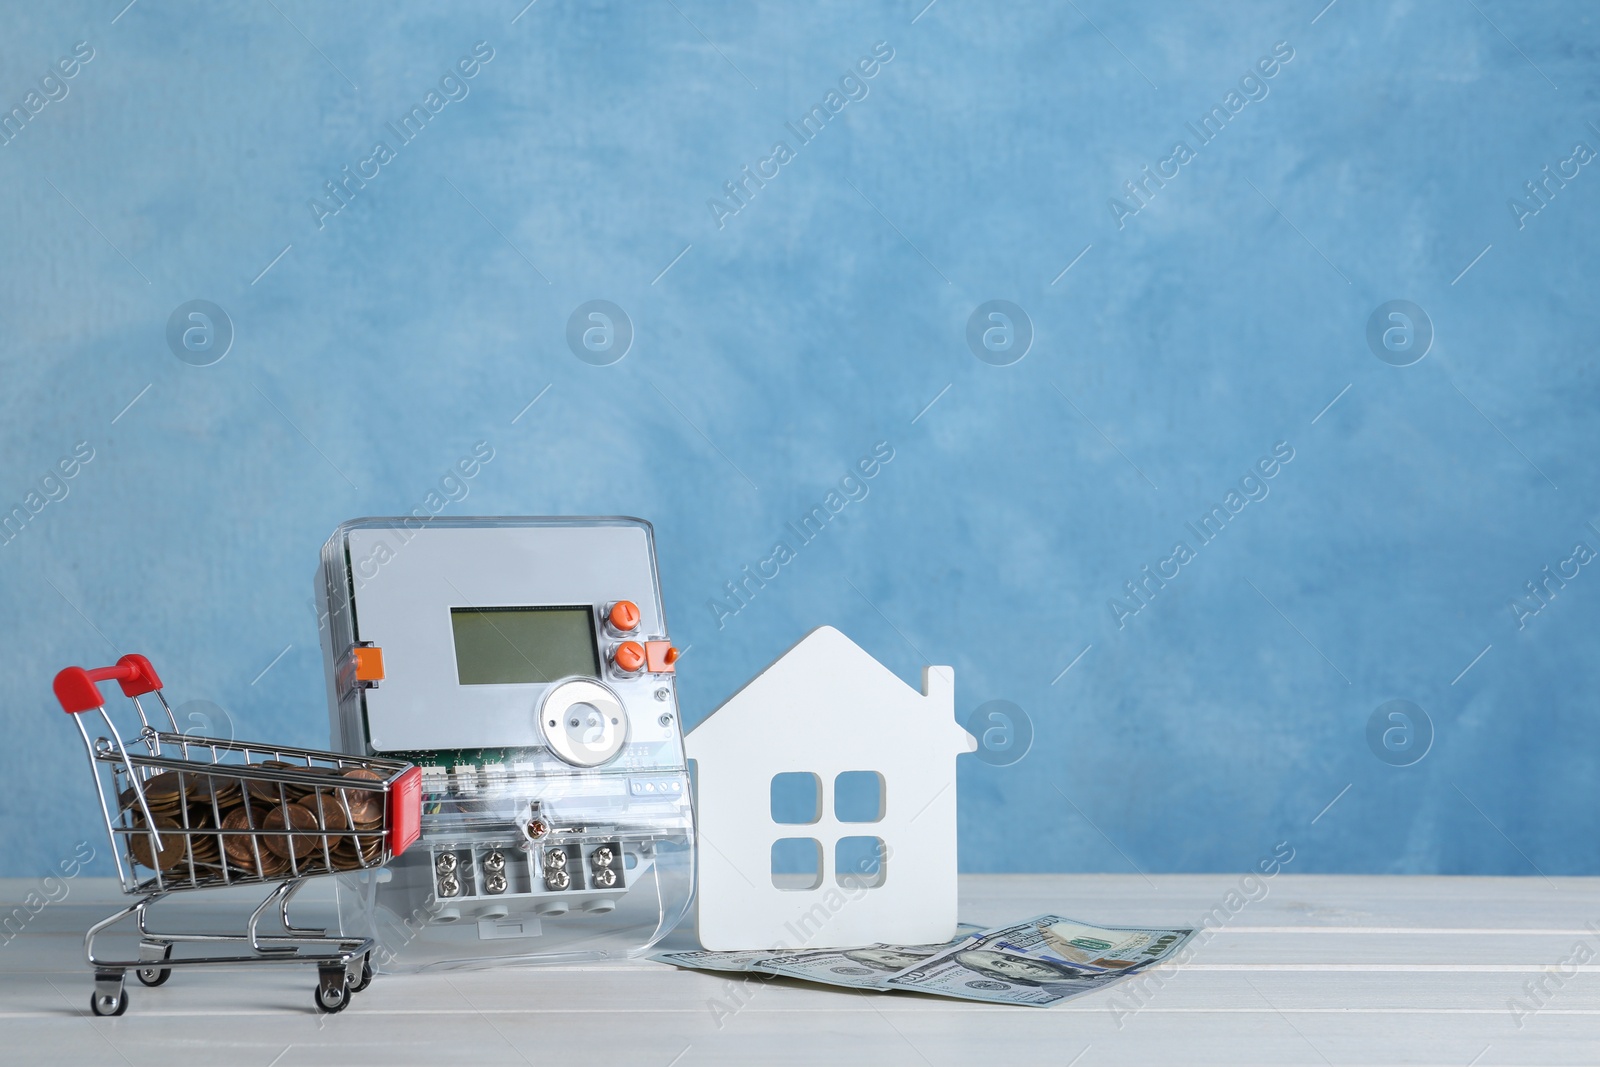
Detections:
[689, 625, 974, 757]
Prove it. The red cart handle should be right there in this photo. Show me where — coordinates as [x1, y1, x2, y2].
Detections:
[53, 655, 164, 713]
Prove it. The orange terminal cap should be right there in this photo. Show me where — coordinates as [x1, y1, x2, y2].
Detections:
[352, 646, 385, 682]
[614, 641, 646, 673]
[608, 600, 640, 633]
[645, 641, 678, 673]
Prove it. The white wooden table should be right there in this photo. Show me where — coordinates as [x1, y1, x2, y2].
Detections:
[3, 874, 1596, 1065]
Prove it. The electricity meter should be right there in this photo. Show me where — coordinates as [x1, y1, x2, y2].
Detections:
[317, 517, 692, 971]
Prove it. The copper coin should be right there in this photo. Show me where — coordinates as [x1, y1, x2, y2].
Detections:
[166, 840, 204, 874]
[338, 769, 383, 825]
[293, 767, 345, 798]
[333, 843, 377, 871]
[263, 802, 321, 860]
[138, 796, 183, 819]
[186, 811, 221, 864]
[301, 789, 350, 831]
[332, 835, 369, 869]
[257, 845, 289, 878]
[356, 830, 383, 860]
[126, 813, 185, 871]
[221, 805, 270, 868]
[144, 772, 185, 803]
[188, 806, 233, 857]
[244, 765, 291, 804]
[272, 761, 323, 787]
[244, 782, 279, 804]
[231, 840, 288, 878]
[326, 830, 365, 861]
[188, 773, 244, 807]
[342, 796, 381, 826]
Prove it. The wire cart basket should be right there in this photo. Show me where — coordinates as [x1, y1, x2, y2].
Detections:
[54, 654, 422, 1016]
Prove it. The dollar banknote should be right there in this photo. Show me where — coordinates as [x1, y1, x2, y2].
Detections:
[653, 925, 983, 983]
[654, 947, 787, 973]
[1025, 917, 1193, 971]
[883, 915, 1195, 1006]
[745, 924, 986, 990]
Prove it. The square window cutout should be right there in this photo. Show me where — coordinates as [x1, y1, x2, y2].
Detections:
[833, 771, 884, 823]
[835, 836, 886, 888]
[771, 838, 823, 891]
[770, 772, 822, 825]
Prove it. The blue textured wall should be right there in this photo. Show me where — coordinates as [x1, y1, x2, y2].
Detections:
[3, 0, 1596, 878]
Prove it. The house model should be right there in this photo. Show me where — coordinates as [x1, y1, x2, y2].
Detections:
[685, 626, 976, 951]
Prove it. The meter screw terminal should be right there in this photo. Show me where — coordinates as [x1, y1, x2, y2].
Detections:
[435, 852, 462, 896]
[483, 851, 508, 893]
[523, 802, 550, 843]
[543, 847, 570, 890]
[590, 845, 617, 888]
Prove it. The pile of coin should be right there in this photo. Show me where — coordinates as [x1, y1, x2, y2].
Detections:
[120, 762, 387, 882]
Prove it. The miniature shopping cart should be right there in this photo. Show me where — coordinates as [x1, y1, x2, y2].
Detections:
[54, 654, 422, 1016]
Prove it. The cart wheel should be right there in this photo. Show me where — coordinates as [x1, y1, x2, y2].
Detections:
[135, 944, 173, 987]
[349, 955, 373, 993]
[314, 969, 350, 1014]
[90, 974, 128, 1017]
[134, 965, 170, 987]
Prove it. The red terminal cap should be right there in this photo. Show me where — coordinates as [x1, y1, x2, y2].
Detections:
[608, 600, 640, 633]
[614, 641, 646, 673]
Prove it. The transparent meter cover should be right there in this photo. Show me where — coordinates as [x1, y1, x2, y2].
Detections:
[317, 516, 695, 972]
[335, 763, 693, 971]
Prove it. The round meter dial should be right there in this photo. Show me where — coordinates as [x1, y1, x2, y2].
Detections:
[538, 679, 629, 767]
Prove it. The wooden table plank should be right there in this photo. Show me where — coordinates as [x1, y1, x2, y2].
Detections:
[4, 875, 1598, 1065]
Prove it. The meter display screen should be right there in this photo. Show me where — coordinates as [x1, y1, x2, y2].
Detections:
[450, 606, 600, 685]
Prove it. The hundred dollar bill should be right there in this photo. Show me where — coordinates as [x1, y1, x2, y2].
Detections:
[884, 916, 1195, 1007]
[748, 924, 986, 991]
[1027, 917, 1193, 971]
[653, 947, 786, 973]
[655, 924, 984, 982]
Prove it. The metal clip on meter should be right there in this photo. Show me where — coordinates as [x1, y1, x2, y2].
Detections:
[316, 517, 693, 971]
